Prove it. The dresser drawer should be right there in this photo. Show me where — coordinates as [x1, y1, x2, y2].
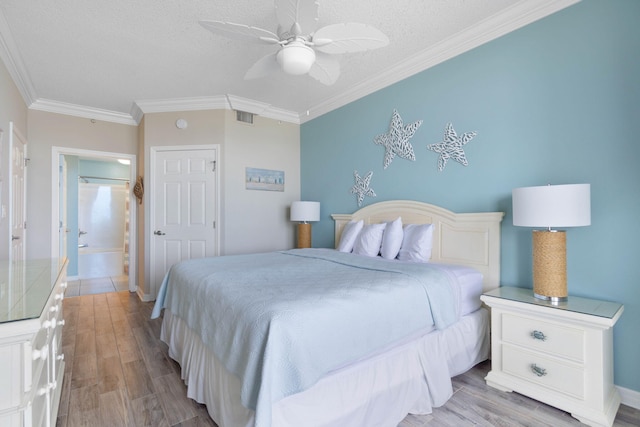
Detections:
[30, 353, 50, 427]
[502, 344, 585, 399]
[30, 320, 50, 392]
[501, 313, 584, 362]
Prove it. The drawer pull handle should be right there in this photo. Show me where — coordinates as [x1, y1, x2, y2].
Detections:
[43, 318, 61, 329]
[531, 364, 547, 377]
[32, 344, 49, 361]
[531, 330, 547, 341]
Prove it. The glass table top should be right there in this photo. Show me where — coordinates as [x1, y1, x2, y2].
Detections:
[483, 286, 623, 319]
[0, 258, 67, 324]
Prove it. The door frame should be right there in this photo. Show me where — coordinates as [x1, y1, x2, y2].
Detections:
[148, 145, 220, 300]
[50, 146, 137, 292]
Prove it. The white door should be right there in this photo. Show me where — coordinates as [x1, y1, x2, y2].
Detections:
[150, 147, 218, 297]
[8, 122, 27, 262]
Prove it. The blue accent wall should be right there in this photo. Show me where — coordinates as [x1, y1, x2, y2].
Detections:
[301, 1, 639, 392]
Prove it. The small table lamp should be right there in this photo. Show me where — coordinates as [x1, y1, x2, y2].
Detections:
[291, 201, 320, 248]
[512, 184, 590, 302]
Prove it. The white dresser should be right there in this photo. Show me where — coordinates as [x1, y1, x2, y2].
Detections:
[0, 259, 68, 427]
[481, 287, 624, 427]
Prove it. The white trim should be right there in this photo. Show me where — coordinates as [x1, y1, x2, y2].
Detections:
[0, 9, 37, 106]
[301, 0, 581, 123]
[30, 99, 138, 126]
[134, 96, 229, 114]
[226, 94, 269, 115]
[0, 0, 579, 126]
[134, 95, 301, 124]
[137, 289, 155, 302]
[50, 146, 137, 292]
[619, 385, 640, 410]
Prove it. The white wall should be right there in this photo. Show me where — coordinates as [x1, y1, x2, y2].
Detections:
[26, 110, 138, 259]
[0, 59, 27, 260]
[140, 110, 224, 300]
[223, 110, 300, 255]
[140, 109, 300, 299]
[0, 101, 300, 302]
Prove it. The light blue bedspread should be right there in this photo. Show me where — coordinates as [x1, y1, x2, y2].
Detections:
[151, 248, 460, 427]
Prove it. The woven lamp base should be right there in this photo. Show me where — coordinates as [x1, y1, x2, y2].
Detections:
[297, 223, 312, 248]
[532, 230, 567, 302]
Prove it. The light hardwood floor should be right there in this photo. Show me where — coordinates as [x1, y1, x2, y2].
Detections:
[57, 292, 639, 427]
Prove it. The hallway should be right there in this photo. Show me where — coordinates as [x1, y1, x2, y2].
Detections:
[65, 275, 129, 296]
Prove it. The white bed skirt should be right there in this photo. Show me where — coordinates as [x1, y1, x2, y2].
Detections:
[161, 308, 489, 427]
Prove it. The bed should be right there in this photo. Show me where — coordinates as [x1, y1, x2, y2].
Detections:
[151, 200, 504, 427]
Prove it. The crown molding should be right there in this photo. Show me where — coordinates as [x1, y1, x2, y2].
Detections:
[0, 8, 37, 106]
[1, 0, 578, 127]
[226, 95, 268, 115]
[226, 94, 301, 124]
[134, 95, 300, 124]
[30, 98, 138, 125]
[26, 95, 300, 127]
[301, 0, 581, 123]
[134, 95, 230, 115]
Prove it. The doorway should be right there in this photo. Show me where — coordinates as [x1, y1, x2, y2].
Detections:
[51, 147, 136, 295]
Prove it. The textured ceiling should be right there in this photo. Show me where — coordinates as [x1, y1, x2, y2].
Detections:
[0, 0, 579, 124]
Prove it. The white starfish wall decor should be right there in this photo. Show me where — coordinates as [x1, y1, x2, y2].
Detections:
[350, 170, 376, 207]
[427, 123, 477, 171]
[374, 109, 423, 169]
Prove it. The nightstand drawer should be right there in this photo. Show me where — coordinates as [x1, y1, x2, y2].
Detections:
[502, 344, 584, 399]
[502, 313, 584, 362]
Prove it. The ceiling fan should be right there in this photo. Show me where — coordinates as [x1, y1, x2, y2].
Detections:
[199, 0, 389, 85]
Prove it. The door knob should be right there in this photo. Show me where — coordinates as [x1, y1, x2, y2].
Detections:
[11, 235, 19, 241]
[154, 230, 166, 236]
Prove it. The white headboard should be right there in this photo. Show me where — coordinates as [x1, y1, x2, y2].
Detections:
[331, 200, 504, 292]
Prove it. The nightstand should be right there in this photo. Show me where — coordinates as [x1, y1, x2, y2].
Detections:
[481, 287, 624, 427]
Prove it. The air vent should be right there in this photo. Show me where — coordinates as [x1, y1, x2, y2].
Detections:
[236, 110, 254, 124]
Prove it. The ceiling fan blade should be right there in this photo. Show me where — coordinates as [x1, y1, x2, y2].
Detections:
[275, 0, 319, 38]
[199, 20, 280, 44]
[308, 52, 340, 85]
[244, 52, 281, 80]
[313, 23, 389, 54]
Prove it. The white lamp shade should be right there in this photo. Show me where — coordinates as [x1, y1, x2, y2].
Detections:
[277, 42, 316, 75]
[291, 201, 320, 222]
[512, 184, 591, 228]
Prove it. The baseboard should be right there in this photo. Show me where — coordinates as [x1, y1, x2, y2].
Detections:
[619, 385, 640, 410]
[137, 288, 155, 302]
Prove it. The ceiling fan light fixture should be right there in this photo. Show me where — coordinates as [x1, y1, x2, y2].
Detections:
[277, 42, 316, 75]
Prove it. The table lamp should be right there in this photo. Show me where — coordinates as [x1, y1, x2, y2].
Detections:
[512, 184, 590, 302]
[291, 201, 320, 248]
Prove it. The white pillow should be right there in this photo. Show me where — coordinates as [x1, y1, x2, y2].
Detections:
[380, 217, 403, 259]
[337, 220, 364, 252]
[352, 223, 387, 257]
[397, 223, 434, 262]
